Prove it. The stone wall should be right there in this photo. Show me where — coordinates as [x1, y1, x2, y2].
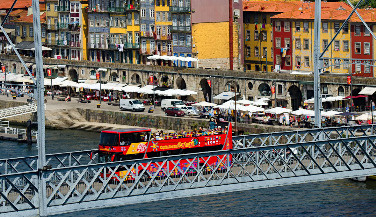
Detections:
[0, 100, 35, 125]
[77, 108, 297, 134]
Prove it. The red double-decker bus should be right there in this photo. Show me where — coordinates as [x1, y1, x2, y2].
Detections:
[98, 123, 232, 180]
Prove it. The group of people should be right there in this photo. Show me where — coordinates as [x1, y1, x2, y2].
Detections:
[150, 126, 228, 141]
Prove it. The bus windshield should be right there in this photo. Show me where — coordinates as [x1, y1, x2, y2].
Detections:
[119, 132, 148, 146]
[100, 133, 119, 146]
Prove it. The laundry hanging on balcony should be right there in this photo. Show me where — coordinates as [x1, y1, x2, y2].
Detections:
[116, 44, 124, 52]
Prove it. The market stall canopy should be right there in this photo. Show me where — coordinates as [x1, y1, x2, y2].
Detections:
[291, 108, 315, 116]
[122, 85, 140, 93]
[250, 100, 268, 106]
[137, 85, 155, 94]
[155, 89, 197, 96]
[237, 99, 253, 105]
[304, 96, 347, 104]
[59, 80, 78, 87]
[321, 110, 341, 117]
[355, 113, 373, 121]
[192, 101, 217, 107]
[31, 46, 52, 51]
[44, 77, 68, 86]
[265, 107, 292, 114]
[359, 87, 376, 95]
[214, 91, 239, 100]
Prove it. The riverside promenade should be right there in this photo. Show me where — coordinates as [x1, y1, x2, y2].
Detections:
[0, 94, 294, 133]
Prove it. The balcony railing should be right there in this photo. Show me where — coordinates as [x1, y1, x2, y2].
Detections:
[125, 4, 140, 11]
[47, 24, 57, 30]
[108, 7, 126, 13]
[141, 31, 154, 37]
[56, 6, 70, 12]
[88, 43, 108, 49]
[170, 6, 190, 13]
[57, 40, 69, 46]
[160, 34, 172, 40]
[70, 41, 81, 47]
[58, 23, 68, 30]
[68, 24, 81, 31]
[46, 40, 57, 46]
[125, 43, 140, 49]
[171, 26, 191, 32]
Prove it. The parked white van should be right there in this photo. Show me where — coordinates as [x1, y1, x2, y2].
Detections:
[120, 99, 145, 112]
[161, 99, 185, 110]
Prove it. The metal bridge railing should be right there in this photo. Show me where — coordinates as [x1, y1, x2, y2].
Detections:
[2, 135, 376, 216]
[1, 125, 376, 176]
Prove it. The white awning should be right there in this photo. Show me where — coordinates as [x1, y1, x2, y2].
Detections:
[57, 65, 66, 69]
[359, 87, 376, 95]
[98, 68, 107, 72]
[214, 91, 239, 100]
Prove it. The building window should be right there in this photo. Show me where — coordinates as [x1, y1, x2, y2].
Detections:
[365, 26, 370, 36]
[296, 56, 301, 68]
[284, 22, 290, 32]
[255, 46, 259, 57]
[47, 3, 50, 11]
[276, 55, 281, 65]
[364, 42, 370, 54]
[355, 25, 361, 36]
[150, 9, 155, 18]
[355, 61, 361, 72]
[322, 39, 328, 49]
[277, 84, 283, 95]
[295, 22, 300, 32]
[246, 30, 250, 41]
[322, 85, 328, 94]
[275, 21, 281, 32]
[343, 40, 349, 51]
[355, 42, 361, 54]
[334, 22, 340, 32]
[262, 31, 267, 41]
[263, 47, 267, 58]
[296, 38, 301, 49]
[275, 37, 281, 48]
[29, 26, 33, 37]
[285, 55, 291, 66]
[141, 9, 146, 17]
[304, 56, 310, 67]
[246, 46, 251, 57]
[334, 59, 340, 69]
[334, 40, 340, 51]
[344, 59, 349, 69]
[303, 39, 309, 50]
[343, 23, 348, 33]
[365, 61, 371, 73]
[284, 38, 290, 48]
[322, 22, 328, 33]
[303, 22, 309, 32]
[323, 59, 329, 68]
[254, 30, 259, 40]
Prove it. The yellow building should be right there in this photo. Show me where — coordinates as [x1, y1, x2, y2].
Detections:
[155, 0, 172, 57]
[124, 0, 141, 64]
[45, 0, 59, 52]
[14, 7, 47, 45]
[192, 22, 239, 69]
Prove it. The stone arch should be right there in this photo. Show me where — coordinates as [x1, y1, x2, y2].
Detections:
[338, 86, 345, 96]
[110, 71, 118, 82]
[200, 78, 212, 102]
[176, 77, 186, 89]
[258, 83, 271, 97]
[248, 82, 253, 90]
[161, 75, 169, 88]
[68, 69, 78, 82]
[131, 73, 141, 85]
[288, 85, 302, 111]
[225, 81, 240, 92]
[352, 88, 366, 110]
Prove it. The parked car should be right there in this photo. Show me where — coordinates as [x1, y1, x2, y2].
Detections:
[181, 106, 197, 116]
[165, 107, 185, 117]
[120, 99, 145, 112]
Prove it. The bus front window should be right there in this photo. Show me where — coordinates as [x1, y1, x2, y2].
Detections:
[119, 132, 147, 145]
[100, 133, 119, 146]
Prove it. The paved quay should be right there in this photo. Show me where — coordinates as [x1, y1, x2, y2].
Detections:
[0, 94, 294, 133]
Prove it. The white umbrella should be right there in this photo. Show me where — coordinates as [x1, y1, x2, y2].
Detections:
[237, 99, 253, 105]
[292, 108, 315, 116]
[259, 97, 271, 102]
[355, 113, 372, 121]
[265, 107, 292, 114]
[122, 85, 140, 93]
[251, 100, 268, 106]
[147, 55, 161, 60]
[193, 101, 217, 107]
[321, 110, 341, 117]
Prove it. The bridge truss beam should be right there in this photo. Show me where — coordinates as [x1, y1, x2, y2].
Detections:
[1, 134, 376, 216]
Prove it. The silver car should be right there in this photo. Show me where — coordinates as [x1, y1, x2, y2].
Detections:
[181, 106, 198, 116]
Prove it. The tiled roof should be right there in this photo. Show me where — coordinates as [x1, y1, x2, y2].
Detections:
[243, 1, 301, 13]
[270, 1, 376, 22]
[13, 11, 46, 23]
[0, 0, 45, 10]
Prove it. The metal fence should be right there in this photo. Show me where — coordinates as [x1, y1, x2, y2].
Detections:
[2, 133, 376, 216]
